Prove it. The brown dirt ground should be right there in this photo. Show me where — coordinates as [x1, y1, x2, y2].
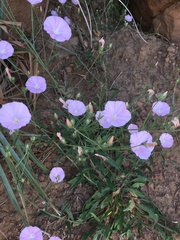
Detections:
[0, 1, 180, 240]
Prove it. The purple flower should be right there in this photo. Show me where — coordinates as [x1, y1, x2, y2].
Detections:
[102, 101, 131, 127]
[19, 226, 43, 240]
[152, 101, 170, 116]
[125, 14, 133, 22]
[64, 16, 70, 25]
[64, 99, 86, 116]
[58, 0, 67, 3]
[43, 16, 72, 42]
[27, 0, 43, 5]
[51, 10, 59, 16]
[130, 131, 154, 160]
[49, 167, 65, 183]
[49, 237, 62, 240]
[159, 133, 174, 148]
[0, 40, 14, 60]
[128, 124, 138, 134]
[95, 111, 111, 129]
[0, 102, 31, 130]
[72, 0, 79, 4]
[25, 76, 47, 94]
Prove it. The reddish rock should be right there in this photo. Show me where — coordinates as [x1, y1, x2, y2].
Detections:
[153, 2, 180, 44]
[129, 0, 180, 44]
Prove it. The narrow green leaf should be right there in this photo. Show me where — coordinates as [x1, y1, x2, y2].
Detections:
[0, 164, 27, 225]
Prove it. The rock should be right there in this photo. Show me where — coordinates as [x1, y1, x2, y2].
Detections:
[129, 0, 180, 44]
[153, 2, 180, 44]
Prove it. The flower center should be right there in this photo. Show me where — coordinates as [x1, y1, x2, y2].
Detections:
[54, 28, 60, 34]
[55, 174, 60, 183]
[112, 115, 117, 120]
[35, 84, 39, 89]
[29, 234, 35, 239]
[13, 118, 19, 124]
[0, 50, 6, 54]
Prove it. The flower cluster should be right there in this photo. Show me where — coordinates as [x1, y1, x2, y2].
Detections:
[128, 99, 174, 160]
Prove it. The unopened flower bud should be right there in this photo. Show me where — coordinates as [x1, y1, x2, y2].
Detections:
[21, 178, 25, 183]
[146, 142, 157, 147]
[26, 144, 30, 150]
[88, 102, 93, 113]
[66, 118, 72, 127]
[95, 153, 107, 161]
[99, 37, 105, 53]
[156, 91, 168, 101]
[107, 136, 114, 146]
[171, 117, 180, 129]
[85, 118, 91, 125]
[57, 132, 66, 144]
[78, 146, 82, 156]
[30, 136, 36, 142]
[5, 151, 11, 158]
[72, 130, 77, 138]
[54, 113, 58, 119]
[76, 93, 81, 99]
[148, 89, 155, 98]
[59, 98, 67, 107]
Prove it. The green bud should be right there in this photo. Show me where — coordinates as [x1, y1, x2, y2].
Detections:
[97, 136, 102, 144]
[30, 136, 36, 142]
[26, 144, 30, 150]
[21, 178, 25, 183]
[156, 91, 168, 101]
[5, 151, 11, 158]
[85, 118, 91, 125]
[76, 93, 81, 99]
[54, 113, 58, 120]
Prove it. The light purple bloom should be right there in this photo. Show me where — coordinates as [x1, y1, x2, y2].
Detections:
[49, 237, 62, 240]
[43, 16, 72, 42]
[0, 102, 31, 130]
[27, 0, 43, 5]
[95, 111, 111, 129]
[125, 14, 133, 22]
[130, 131, 154, 160]
[64, 99, 86, 116]
[72, 0, 79, 4]
[25, 76, 47, 94]
[49, 167, 65, 183]
[58, 0, 67, 3]
[51, 10, 59, 16]
[64, 16, 70, 25]
[159, 133, 174, 148]
[0, 40, 14, 60]
[152, 101, 170, 116]
[102, 101, 131, 127]
[19, 226, 43, 240]
[128, 124, 138, 134]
